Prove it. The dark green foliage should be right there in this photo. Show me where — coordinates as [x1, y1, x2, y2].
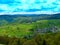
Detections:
[0, 33, 60, 45]
[23, 39, 37, 45]
[34, 34, 43, 45]
[18, 38, 27, 45]
[0, 36, 9, 45]
[8, 37, 18, 45]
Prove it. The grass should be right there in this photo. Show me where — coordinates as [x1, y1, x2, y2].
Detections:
[0, 23, 33, 38]
[0, 19, 60, 38]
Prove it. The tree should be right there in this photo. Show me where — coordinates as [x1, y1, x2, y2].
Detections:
[8, 37, 18, 45]
[34, 34, 43, 45]
[18, 38, 27, 45]
[23, 39, 37, 45]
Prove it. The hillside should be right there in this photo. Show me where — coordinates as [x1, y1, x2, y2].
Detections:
[0, 14, 60, 45]
[0, 14, 60, 37]
[0, 13, 60, 24]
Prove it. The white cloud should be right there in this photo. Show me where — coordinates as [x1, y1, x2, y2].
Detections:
[0, 11, 58, 15]
[0, 0, 60, 13]
[0, 4, 8, 10]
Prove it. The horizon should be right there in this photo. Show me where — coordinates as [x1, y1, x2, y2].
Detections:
[0, 11, 59, 15]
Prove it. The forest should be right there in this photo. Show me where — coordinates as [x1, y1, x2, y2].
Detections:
[0, 14, 60, 45]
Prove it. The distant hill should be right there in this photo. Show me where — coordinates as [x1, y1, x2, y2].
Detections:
[0, 13, 60, 23]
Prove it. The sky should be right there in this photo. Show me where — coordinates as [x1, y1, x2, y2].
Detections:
[0, 0, 60, 14]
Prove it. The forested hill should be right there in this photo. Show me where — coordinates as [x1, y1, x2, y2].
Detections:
[0, 13, 60, 23]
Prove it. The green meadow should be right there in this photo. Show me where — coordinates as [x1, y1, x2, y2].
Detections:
[0, 19, 60, 38]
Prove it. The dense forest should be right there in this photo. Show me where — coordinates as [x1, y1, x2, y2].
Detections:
[0, 14, 60, 45]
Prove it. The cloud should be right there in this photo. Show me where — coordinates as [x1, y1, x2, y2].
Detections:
[0, 0, 60, 14]
[0, 11, 58, 15]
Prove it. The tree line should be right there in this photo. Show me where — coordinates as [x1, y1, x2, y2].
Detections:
[0, 32, 60, 45]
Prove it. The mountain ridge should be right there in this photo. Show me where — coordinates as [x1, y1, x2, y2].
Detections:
[0, 13, 60, 23]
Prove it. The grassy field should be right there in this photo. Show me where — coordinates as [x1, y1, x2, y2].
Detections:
[0, 19, 60, 38]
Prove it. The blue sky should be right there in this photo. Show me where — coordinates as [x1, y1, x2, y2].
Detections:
[0, 0, 60, 14]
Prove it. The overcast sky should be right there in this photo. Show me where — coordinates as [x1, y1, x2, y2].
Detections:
[0, 0, 60, 14]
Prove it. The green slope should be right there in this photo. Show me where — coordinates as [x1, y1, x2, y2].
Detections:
[0, 19, 60, 38]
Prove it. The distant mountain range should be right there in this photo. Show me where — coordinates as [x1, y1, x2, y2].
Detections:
[0, 13, 60, 23]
